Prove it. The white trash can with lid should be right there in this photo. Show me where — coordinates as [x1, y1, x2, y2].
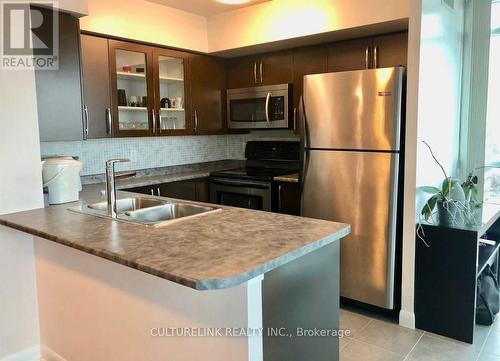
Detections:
[42, 157, 83, 204]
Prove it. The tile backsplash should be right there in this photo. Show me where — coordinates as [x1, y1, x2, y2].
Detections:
[40, 131, 298, 176]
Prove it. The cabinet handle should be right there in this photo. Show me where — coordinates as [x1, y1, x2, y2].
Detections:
[293, 107, 297, 131]
[365, 46, 371, 69]
[253, 62, 258, 84]
[194, 110, 199, 133]
[150, 189, 155, 195]
[83, 105, 89, 139]
[278, 184, 282, 212]
[157, 187, 161, 196]
[259, 61, 263, 83]
[152, 109, 157, 134]
[106, 108, 112, 136]
[373, 45, 379, 69]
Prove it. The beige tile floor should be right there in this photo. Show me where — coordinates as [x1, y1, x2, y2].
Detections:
[340, 308, 500, 361]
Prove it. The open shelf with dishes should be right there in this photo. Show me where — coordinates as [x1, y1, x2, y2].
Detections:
[111, 43, 189, 135]
[109, 41, 153, 135]
[118, 106, 148, 111]
[159, 76, 184, 82]
[160, 108, 184, 112]
[117, 71, 146, 79]
[155, 53, 187, 133]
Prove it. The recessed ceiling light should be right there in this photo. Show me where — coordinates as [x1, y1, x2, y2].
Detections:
[217, 0, 251, 4]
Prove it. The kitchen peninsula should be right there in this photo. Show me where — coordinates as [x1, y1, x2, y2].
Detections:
[0, 185, 350, 361]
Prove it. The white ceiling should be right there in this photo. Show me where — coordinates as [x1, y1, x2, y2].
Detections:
[146, 0, 270, 17]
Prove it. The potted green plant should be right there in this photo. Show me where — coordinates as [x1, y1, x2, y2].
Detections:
[419, 141, 482, 227]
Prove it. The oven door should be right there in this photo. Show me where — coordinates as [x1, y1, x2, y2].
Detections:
[209, 177, 271, 211]
[227, 84, 290, 129]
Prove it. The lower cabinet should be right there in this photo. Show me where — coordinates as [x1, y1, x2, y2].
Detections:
[272, 182, 301, 216]
[125, 178, 209, 202]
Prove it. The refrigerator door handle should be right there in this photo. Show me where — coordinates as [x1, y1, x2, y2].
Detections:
[299, 148, 310, 215]
[299, 94, 309, 209]
[365, 45, 371, 69]
[299, 95, 308, 148]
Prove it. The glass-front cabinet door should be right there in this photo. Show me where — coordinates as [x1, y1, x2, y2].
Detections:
[153, 48, 191, 135]
[109, 40, 154, 136]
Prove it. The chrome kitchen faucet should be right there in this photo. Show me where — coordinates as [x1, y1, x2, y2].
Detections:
[105, 159, 136, 218]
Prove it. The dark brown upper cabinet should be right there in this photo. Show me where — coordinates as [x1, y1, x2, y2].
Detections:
[226, 55, 260, 89]
[35, 8, 85, 142]
[82, 35, 227, 138]
[190, 54, 227, 135]
[226, 50, 293, 89]
[108, 40, 155, 137]
[152, 47, 192, 136]
[292, 44, 329, 134]
[372, 32, 408, 68]
[258, 50, 293, 86]
[80, 34, 112, 138]
[328, 37, 374, 72]
[328, 31, 408, 72]
[80, 31, 406, 139]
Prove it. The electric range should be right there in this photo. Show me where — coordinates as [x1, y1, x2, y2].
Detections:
[209, 141, 300, 211]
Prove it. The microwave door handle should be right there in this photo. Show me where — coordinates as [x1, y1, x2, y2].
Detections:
[265, 92, 271, 125]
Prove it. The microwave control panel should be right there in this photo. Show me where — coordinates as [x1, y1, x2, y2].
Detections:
[270, 96, 285, 121]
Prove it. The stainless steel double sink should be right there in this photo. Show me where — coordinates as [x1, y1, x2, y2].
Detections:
[71, 197, 219, 227]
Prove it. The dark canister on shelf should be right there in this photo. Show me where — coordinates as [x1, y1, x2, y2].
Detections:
[160, 97, 171, 109]
[118, 89, 127, 106]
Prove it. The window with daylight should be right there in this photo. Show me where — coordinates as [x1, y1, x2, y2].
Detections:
[485, 0, 500, 204]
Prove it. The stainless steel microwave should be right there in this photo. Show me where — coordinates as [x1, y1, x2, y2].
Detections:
[227, 84, 292, 129]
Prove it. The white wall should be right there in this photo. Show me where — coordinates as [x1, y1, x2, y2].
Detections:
[56, 0, 88, 16]
[399, 0, 422, 330]
[399, 0, 465, 329]
[0, 67, 44, 358]
[19, 0, 89, 16]
[207, 0, 409, 52]
[35, 237, 262, 361]
[78, 0, 409, 54]
[0, 1, 87, 355]
[79, 0, 208, 52]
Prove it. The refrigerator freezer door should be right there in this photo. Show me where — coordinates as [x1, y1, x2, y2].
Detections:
[303, 67, 404, 151]
[301, 149, 399, 309]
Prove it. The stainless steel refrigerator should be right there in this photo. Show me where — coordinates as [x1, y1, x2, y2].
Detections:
[300, 67, 404, 309]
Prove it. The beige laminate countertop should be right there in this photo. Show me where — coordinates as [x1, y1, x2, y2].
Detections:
[0, 184, 350, 290]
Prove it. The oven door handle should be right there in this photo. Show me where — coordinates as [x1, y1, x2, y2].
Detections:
[210, 177, 270, 189]
[265, 92, 271, 125]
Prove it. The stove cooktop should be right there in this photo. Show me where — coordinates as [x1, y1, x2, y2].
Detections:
[210, 167, 296, 182]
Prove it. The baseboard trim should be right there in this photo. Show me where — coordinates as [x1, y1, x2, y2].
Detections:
[39, 347, 66, 361]
[0, 346, 40, 361]
[399, 309, 416, 329]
